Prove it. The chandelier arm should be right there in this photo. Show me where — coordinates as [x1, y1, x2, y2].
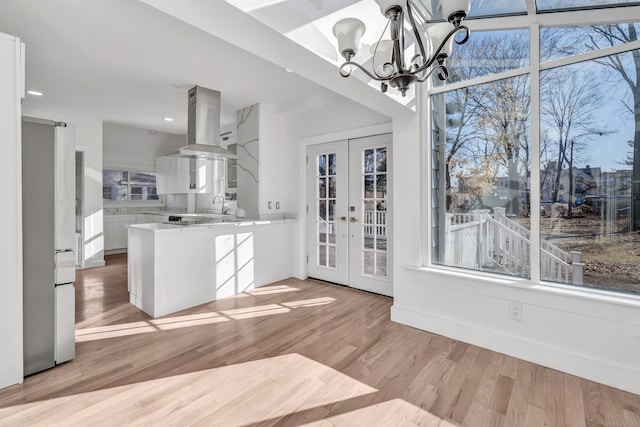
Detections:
[412, 25, 469, 75]
[390, 11, 405, 74]
[454, 25, 471, 45]
[416, 63, 449, 83]
[339, 61, 390, 82]
[406, 0, 427, 69]
[372, 20, 392, 79]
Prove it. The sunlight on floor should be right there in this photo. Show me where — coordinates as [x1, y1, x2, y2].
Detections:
[215, 283, 301, 298]
[75, 296, 336, 342]
[300, 398, 453, 426]
[0, 354, 377, 426]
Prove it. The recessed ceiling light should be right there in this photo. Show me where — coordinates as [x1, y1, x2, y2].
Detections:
[285, 68, 293, 73]
[27, 90, 43, 96]
[163, 117, 174, 122]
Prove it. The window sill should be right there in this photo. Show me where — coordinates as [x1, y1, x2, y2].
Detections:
[404, 265, 640, 319]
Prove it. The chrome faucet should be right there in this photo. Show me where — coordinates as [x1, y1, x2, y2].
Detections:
[212, 193, 225, 214]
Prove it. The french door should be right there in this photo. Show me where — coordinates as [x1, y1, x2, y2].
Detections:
[306, 134, 392, 296]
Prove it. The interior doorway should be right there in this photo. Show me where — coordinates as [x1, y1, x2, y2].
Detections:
[306, 133, 392, 296]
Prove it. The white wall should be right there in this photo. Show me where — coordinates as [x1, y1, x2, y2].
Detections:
[389, 114, 640, 395]
[0, 33, 24, 390]
[260, 103, 293, 219]
[103, 122, 185, 171]
[23, 107, 105, 269]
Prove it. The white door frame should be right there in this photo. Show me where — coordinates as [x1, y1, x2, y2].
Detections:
[297, 122, 393, 287]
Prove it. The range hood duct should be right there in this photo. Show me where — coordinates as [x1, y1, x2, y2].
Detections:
[169, 85, 237, 159]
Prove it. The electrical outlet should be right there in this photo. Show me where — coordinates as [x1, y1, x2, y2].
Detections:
[508, 302, 523, 321]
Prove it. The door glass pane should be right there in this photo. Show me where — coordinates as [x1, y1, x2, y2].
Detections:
[364, 149, 375, 173]
[319, 200, 327, 220]
[376, 174, 387, 198]
[318, 155, 326, 176]
[329, 177, 337, 198]
[328, 200, 336, 221]
[364, 225, 375, 249]
[376, 228, 387, 251]
[377, 200, 387, 219]
[318, 222, 327, 244]
[376, 253, 388, 276]
[363, 207, 374, 225]
[319, 245, 327, 267]
[318, 178, 326, 198]
[328, 153, 337, 175]
[364, 200, 375, 212]
[364, 251, 374, 275]
[364, 175, 375, 198]
[376, 148, 387, 173]
[328, 223, 336, 244]
[328, 246, 336, 268]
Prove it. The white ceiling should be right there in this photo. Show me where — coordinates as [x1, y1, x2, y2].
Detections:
[0, 0, 392, 134]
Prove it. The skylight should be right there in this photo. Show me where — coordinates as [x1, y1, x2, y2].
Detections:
[537, 0, 640, 11]
[224, 0, 639, 107]
[428, 0, 528, 20]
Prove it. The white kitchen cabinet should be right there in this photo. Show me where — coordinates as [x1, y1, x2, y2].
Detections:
[156, 156, 212, 194]
[104, 214, 136, 250]
[236, 104, 294, 219]
[105, 213, 171, 251]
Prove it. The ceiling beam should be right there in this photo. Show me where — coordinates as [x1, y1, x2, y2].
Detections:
[525, 0, 537, 16]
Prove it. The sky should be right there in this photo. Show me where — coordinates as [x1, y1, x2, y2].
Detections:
[442, 27, 638, 174]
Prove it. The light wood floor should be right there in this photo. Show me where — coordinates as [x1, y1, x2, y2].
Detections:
[1, 254, 639, 426]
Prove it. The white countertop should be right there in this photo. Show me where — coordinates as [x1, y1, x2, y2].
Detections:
[129, 218, 295, 232]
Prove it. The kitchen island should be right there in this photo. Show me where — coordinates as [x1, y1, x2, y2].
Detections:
[128, 218, 294, 318]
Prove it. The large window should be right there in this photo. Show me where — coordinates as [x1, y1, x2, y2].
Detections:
[103, 169, 159, 202]
[429, 20, 640, 296]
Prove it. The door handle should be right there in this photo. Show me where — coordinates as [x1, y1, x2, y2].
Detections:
[340, 216, 347, 222]
[350, 217, 358, 223]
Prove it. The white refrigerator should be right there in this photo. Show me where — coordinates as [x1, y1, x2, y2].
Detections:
[22, 118, 76, 376]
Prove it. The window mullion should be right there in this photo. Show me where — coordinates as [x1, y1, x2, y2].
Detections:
[530, 23, 542, 284]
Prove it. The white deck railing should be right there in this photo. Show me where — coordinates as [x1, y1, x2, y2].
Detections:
[363, 210, 387, 239]
[444, 208, 583, 285]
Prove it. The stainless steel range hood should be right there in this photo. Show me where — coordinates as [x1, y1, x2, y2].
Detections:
[168, 86, 237, 159]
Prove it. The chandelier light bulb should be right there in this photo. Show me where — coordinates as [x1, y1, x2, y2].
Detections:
[428, 22, 456, 58]
[376, 0, 405, 18]
[332, 18, 366, 61]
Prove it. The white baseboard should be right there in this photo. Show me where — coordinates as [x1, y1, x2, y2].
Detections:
[78, 259, 106, 270]
[391, 305, 640, 395]
[292, 269, 305, 280]
[104, 249, 127, 256]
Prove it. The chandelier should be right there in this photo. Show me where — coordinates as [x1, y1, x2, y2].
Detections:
[332, 0, 471, 96]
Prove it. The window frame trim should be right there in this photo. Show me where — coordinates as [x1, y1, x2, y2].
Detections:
[422, 15, 640, 297]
